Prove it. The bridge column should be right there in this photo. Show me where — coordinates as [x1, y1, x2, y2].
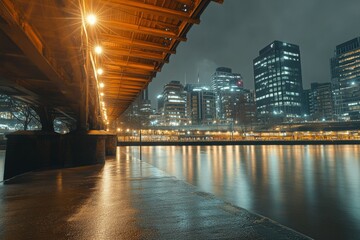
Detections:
[4, 131, 62, 179]
[105, 134, 117, 156]
[3, 131, 114, 180]
[61, 131, 106, 167]
[78, 88, 89, 131]
[35, 106, 55, 132]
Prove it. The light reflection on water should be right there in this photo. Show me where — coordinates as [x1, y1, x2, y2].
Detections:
[0, 150, 5, 182]
[126, 145, 360, 240]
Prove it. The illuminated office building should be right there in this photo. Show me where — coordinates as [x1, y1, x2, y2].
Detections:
[302, 89, 311, 117]
[235, 89, 257, 126]
[157, 81, 187, 126]
[121, 88, 153, 127]
[185, 84, 216, 125]
[307, 83, 334, 121]
[253, 40, 303, 122]
[211, 67, 243, 121]
[331, 37, 360, 120]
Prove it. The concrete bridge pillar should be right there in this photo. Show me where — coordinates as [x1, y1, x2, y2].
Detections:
[35, 106, 55, 132]
[4, 131, 62, 180]
[105, 134, 117, 156]
[61, 131, 106, 167]
[3, 131, 117, 180]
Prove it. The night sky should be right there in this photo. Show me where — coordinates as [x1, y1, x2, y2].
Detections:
[148, 0, 360, 107]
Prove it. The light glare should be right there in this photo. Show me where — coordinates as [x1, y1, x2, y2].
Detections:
[95, 46, 102, 54]
[97, 68, 103, 75]
[86, 14, 97, 25]
[99, 82, 105, 88]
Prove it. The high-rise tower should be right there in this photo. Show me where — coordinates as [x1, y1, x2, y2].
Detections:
[331, 37, 360, 120]
[157, 81, 187, 126]
[253, 40, 303, 122]
[185, 84, 216, 125]
[211, 67, 243, 121]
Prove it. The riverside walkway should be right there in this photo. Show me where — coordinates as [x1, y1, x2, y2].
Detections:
[0, 150, 310, 239]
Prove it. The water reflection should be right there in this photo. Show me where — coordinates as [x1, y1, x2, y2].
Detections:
[129, 145, 360, 240]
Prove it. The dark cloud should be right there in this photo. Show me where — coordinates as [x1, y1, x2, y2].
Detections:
[148, 0, 360, 107]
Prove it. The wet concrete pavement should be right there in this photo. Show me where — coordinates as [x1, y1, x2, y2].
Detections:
[0, 150, 311, 239]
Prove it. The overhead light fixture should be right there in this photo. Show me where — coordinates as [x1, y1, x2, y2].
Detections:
[100, 92, 104, 96]
[99, 82, 105, 88]
[97, 68, 103, 75]
[86, 14, 97, 25]
[95, 45, 102, 54]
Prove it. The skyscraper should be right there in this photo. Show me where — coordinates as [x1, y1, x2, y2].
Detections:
[235, 89, 257, 126]
[120, 88, 153, 127]
[331, 37, 360, 120]
[139, 88, 153, 120]
[185, 84, 216, 125]
[211, 67, 243, 121]
[308, 83, 334, 121]
[302, 89, 311, 118]
[253, 41, 303, 123]
[157, 81, 187, 126]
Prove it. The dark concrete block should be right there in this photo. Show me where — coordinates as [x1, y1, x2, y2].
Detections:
[61, 132, 106, 167]
[4, 131, 109, 180]
[4, 131, 62, 180]
[105, 134, 117, 156]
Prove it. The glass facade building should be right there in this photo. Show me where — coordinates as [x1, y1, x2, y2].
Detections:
[253, 41, 303, 122]
[308, 83, 334, 121]
[120, 88, 153, 127]
[331, 37, 360, 120]
[185, 84, 216, 125]
[157, 81, 187, 126]
[211, 67, 243, 121]
[235, 89, 257, 126]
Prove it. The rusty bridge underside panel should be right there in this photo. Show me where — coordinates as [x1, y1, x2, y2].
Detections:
[0, 0, 222, 129]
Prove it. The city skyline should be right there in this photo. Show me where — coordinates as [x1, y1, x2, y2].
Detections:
[125, 35, 360, 126]
[148, 0, 360, 107]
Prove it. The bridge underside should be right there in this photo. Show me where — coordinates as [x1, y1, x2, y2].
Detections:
[0, 0, 222, 179]
[0, 0, 222, 130]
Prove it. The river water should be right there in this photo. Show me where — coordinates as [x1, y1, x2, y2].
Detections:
[124, 145, 360, 240]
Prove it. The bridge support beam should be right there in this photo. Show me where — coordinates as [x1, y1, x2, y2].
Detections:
[4, 131, 117, 180]
[4, 131, 61, 180]
[35, 106, 55, 132]
[105, 134, 117, 156]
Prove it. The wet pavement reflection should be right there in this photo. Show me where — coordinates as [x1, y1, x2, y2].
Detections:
[0, 149, 309, 239]
[128, 145, 360, 240]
